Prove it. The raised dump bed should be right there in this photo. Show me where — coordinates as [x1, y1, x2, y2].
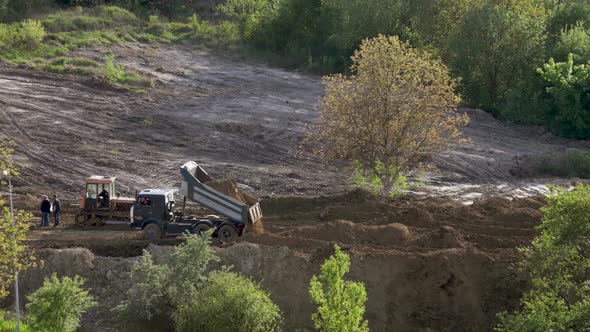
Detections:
[179, 161, 263, 225]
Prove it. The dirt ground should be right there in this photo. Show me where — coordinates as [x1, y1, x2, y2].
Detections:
[0, 44, 587, 200]
[12, 190, 542, 332]
[0, 43, 587, 331]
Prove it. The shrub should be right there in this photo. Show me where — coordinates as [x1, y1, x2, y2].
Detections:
[553, 22, 590, 63]
[537, 54, 590, 138]
[26, 274, 96, 332]
[15, 19, 45, 51]
[496, 185, 590, 331]
[114, 252, 171, 321]
[0, 311, 34, 332]
[174, 270, 283, 332]
[104, 53, 126, 82]
[537, 151, 590, 178]
[115, 233, 219, 321]
[445, 0, 546, 111]
[310, 245, 368, 332]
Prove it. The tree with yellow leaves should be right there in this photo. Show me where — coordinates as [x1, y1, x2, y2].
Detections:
[307, 35, 468, 196]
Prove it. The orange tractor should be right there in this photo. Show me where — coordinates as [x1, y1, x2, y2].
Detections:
[75, 176, 135, 225]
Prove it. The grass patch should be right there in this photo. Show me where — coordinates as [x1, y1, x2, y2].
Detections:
[0, 6, 241, 90]
[538, 151, 590, 178]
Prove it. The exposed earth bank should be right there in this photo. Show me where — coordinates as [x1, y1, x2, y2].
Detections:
[11, 191, 543, 332]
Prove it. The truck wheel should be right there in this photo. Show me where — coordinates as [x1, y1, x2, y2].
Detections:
[193, 221, 212, 236]
[217, 224, 238, 242]
[144, 223, 162, 241]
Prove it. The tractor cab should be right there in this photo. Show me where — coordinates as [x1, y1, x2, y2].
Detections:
[80, 176, 117, 210]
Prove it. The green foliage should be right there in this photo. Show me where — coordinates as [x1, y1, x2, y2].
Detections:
[104, 53, 125, 82]
[496, 185, 590, 331]
[115, 233, 220, 321]
[41, 6, 139, 33]
[445, 0, 547, 112]
[537, 150, 590, 178]
[114, 252, 171, 320]
[553, 22, 590, 63]
[0, 311, 34, 332]
[174, 270, 283, 332]
[0, 140, 34, 300]
[0, 19, 45, 51]
[537, 54, 590, 138]
[26, 274, 96, 332]
[310, 245, 368, 332]
[351, 160, 408, 197]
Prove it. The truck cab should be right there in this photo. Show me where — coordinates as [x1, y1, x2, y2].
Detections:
[131, 189, 176, 229]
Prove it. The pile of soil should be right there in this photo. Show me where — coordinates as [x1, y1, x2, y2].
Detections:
[207, 179, 258, 206]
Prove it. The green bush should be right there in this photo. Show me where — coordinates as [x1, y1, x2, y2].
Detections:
[553, 22, 590, 63]
[0, 311, 34, 332]
[114, 252, 172, 321]
[310, 245, 368, 332]
[174, 270, 283, 332]
[445, 1, 546, 112]
[537, 151, 590, 178]
[115, 233, 220, 321]
[104, 53, 124, 81]
[26, 274, 96, 332]
[41, 6, 139, 33]
[0, 19, 45, 51]
[496, 185, 590, 331]
[537, 54, 590, 138]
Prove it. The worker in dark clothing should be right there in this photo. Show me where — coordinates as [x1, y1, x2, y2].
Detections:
[40, 195, 51, 227]
[52, 194, 61, 227]
[99, 189, 109, 207]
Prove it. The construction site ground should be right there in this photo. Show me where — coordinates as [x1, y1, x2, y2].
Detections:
[1, 44, 590, 331]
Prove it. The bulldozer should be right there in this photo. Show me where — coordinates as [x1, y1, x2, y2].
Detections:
[75, 176, 135, 225]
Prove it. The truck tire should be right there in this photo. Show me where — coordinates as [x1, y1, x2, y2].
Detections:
[193, 221, 213, 236]
[144, 223, 162, 241]
[217, 224, 238, 242]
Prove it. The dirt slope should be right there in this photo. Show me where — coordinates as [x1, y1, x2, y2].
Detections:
[0, 44, 588, 201]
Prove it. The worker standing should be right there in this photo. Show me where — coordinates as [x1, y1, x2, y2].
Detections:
[40, 195, 50, 227]
[52, 194, 61, 227]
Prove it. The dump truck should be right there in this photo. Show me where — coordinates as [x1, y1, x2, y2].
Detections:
[75, 176, 136, 225]
[130, 161, 263, 241]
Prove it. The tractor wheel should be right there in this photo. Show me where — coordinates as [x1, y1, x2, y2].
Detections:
[143, 223, 162, 241]
[75, 213, 91, 226]
[217, 224, 238, 242]
[193, 221, 213, 236]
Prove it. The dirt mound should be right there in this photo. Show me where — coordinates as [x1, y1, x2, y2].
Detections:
[283, 220, 413, 246]
[207, 179, 258, 205]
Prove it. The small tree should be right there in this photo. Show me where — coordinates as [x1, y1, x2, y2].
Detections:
[307, 34, 466, 196]
[445, 0, 546, 111]
[26, 274, 96, 332]
[496, 185, 590, 331]
[174, 270, 283, 332]
[115, 233, 219, 321]
[537, 53, 590, 138]
[0, 141, 33, 300]
[310, 245, 368, 332]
